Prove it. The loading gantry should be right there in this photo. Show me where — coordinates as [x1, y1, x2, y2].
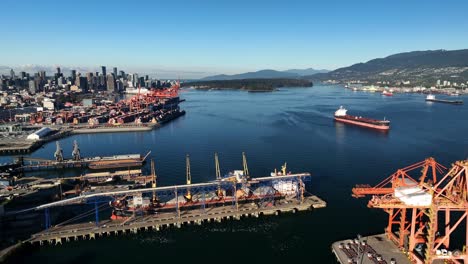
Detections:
[54, 141, 64, 162]
[214, 152, 223, 198]
[150, 159, 158, 204]
[352, 158, 468, 263]
[242, 152, 249, 180]
[184, 154, 192, 202]
[72, 140, 81, 161]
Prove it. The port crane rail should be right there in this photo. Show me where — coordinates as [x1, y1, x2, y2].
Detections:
[352, 158, 468, 264]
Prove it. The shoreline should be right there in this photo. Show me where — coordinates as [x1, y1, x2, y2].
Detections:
[0, 117, 181, 155]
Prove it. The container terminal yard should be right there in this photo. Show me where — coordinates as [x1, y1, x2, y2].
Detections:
[0, 82, 185, 155]
[332, 158, 468, 264]
[0, 153, 325, 259]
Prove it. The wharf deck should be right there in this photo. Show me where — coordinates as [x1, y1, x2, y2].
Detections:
[30, 195, 326, 245]
[331, 234, 411, 264]
[71, 124, 157, 134]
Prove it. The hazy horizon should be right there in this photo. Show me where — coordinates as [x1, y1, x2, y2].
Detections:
[2, 0, 468, 78]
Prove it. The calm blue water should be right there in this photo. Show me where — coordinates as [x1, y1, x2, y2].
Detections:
[5, 85, 468, 263]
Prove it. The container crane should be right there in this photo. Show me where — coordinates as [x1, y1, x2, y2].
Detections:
[352, 157, 446, 198]
[352, 158, 468, 264]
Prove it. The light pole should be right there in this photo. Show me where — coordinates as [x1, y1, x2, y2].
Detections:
[357, 234, 365, 264]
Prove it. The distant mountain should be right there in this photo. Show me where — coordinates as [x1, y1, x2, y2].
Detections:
[201, 68, 329, 81]
[0, 64, 98, 75]
[202, 69, 297, 81]
[283, 68, 329, 76]
[182, 78, 313, 91]
[303, 49, 468, 85]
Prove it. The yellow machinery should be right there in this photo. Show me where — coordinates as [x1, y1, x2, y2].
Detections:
[215, 152, 223, 197]
[242, 152, 249, 180]
[151, 159, 158, 203]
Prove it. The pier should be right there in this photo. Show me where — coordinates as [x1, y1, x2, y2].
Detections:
[331, 234, 411, 264]
[30, 195, 325, 245]
[11, 173, 326, 245]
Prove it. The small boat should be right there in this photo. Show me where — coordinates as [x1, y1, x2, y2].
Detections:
[382, 90, 393, 96]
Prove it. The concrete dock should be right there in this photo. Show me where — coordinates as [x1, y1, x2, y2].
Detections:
[70, 124, 157, 134]
[331, 234, 411, 264]
[30, 195, 326, 245]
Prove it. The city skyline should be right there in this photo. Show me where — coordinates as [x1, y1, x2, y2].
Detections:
[2, 0, 468, 78]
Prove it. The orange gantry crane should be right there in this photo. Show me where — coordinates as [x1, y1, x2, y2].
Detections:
[351, 158, 468, 263]
[126, 81, 180, 112]
[352, 158, 445, 198]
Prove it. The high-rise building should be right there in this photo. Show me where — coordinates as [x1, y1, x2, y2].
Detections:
[86, 72, 94, 89]
[107, 74, 116, 92]
[99, 75, 106, 88]
[116, 80, 124, 92]
[138, 77, 145, 87]
[132, 73, 139, 87]
[34, 76, 44, 92]
[119, 71, 125, 79]
[20, 72, 26, 79]
[77, 76, 88, 92]
[29, 80, 36, 94]
[113, 67, 117, 77]
[71, 70, 77, 85]
[101, 66, 107, 87]
[39, 71, 46, 79]
[57, 67, 61, 75]
[10, 69, 14, 79]
[57, 77, 64, 86]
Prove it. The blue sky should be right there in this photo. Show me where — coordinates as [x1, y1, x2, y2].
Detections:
[1, 0, 468, 78]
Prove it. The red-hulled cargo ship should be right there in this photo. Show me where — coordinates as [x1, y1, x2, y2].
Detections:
[334, 106, 390, 130]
